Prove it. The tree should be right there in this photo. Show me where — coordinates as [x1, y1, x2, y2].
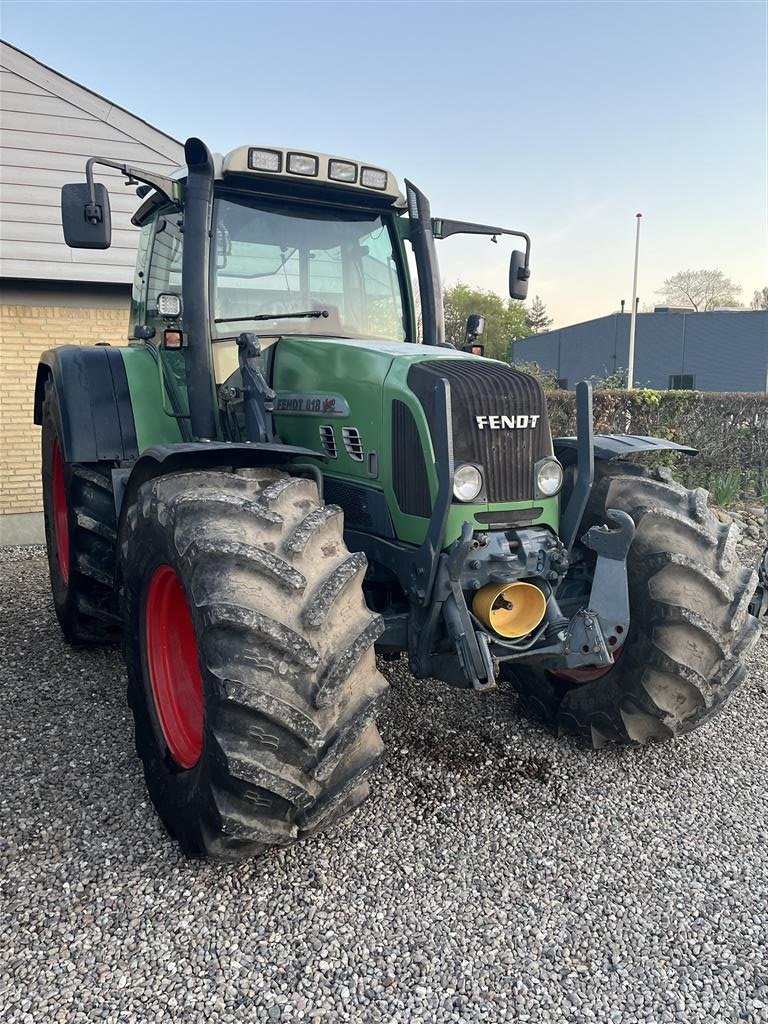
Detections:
[442, 282, 531, 361]
[655, 269, 742, 311]
[525, 295, 554, 333]
[750, 286, 768, 311]
[511, 360, 559, 391]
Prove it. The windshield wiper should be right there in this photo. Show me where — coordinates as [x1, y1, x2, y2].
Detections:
[214, 309, 329, 325]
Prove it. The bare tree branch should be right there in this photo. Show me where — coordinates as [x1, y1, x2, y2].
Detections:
[656, 269, 742, 311]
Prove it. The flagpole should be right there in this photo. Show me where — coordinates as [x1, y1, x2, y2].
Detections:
[627, 213, 642, 390]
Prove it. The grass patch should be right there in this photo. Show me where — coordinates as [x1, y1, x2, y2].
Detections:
[710, 470, 743, 508]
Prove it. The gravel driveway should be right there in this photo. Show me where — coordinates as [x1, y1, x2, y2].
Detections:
[1, 543, 766, 1024]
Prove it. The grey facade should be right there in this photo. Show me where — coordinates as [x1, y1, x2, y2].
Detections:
[0, 40, 183, 546]
[0, 39, 183, 284]
[512, 310, 768, 393]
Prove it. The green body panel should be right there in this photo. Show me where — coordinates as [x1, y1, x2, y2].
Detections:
[120, 345, 184, 450]
[442, 496, 559, 547]
[120, 335, 558, 550]
[271, 336, 557, 548]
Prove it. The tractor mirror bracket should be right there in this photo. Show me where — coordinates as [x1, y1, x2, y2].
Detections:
[61, 155, 176, 249]
[431, 217, 532, 301]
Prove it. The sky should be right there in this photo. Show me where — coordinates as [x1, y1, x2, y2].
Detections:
[2, 0, 766, 327]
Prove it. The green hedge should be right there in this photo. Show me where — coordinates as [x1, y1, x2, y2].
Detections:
[545, 390, 768, 498]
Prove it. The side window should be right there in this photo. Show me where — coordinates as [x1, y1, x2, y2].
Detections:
[146, 210, 183, 334]
[144, 209, 189, 420]
[129, 220, 153, 338]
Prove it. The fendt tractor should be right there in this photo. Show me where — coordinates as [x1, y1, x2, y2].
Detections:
[37, 138, 760, 860]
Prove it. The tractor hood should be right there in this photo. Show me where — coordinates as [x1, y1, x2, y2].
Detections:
[259, 336, 555, 546]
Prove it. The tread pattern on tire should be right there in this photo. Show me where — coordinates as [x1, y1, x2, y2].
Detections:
[509, 463, 759, 747]
[122, 467, 388, 860]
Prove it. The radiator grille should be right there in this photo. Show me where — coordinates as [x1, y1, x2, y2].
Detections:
[391, 399, 432, 518]
[323, 478, 372, 529]
[407, 359, 550, 503]
[322, 478, 395, 537]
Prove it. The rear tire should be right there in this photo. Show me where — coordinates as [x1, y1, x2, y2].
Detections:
[121, 467, 388, 860]
[508, 463, 760, 747]
[41, 379, 120, 644]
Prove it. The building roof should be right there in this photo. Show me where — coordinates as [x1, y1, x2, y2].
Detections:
[0, 40, 184, 285]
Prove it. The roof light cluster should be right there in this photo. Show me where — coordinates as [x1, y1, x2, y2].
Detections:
[247, 148, 388, 191]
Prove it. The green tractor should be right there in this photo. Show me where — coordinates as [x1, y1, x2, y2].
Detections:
[38, 138, 759, 860]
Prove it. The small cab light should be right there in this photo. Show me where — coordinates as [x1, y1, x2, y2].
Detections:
[287, 152, 319, 177]
[328, 159, 357, 183]
[162, 328, 185, 349]
[248, 148, 282, 173]
[462, 314, 485, 356]
[360, 166, 388, 190]
[157, 293, 182, 318]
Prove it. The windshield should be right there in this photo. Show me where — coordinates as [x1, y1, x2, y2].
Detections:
[212, 195, 407, 342]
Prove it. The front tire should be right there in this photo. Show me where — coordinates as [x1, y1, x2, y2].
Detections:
[508, 463, 760, 747]
[121, 467, 388, 860]
[41, 379, 120, 644]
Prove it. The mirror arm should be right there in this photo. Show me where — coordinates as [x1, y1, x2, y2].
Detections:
[84, 157, 175, 219]
[432, 218, 531, 271]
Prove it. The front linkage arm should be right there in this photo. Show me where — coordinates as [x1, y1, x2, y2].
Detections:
[563, 510, 635, 665]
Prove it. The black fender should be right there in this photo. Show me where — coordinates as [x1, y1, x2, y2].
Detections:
[554, 433, 697, 466]
[114, 441, 326, 523]
[34, 345, 139, 463]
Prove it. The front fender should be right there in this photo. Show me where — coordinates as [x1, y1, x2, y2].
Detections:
[34, 345, 139, 463]
[114, 441, 326, 521]
[554, 433, 697, 465]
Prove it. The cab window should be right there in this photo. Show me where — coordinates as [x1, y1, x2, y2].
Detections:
[212, 195, 407, 342]
[145, 211, 183, 335]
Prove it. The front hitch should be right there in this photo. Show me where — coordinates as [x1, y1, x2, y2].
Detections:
[494, 508, 635, 671]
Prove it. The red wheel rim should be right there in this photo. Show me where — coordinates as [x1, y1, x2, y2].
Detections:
[145, 565, 204, 769]
[551, 640, 626, 683]
[551, 664, 615, 683]
[51, 437, 70, 585]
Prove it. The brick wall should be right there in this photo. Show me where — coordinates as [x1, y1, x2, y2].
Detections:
[0, 303, 129, 515]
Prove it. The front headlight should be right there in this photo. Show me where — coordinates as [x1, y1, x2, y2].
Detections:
[535, 457, 563, 497]
[453, 464, 483, 502]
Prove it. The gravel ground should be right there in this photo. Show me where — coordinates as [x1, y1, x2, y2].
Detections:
[1, 540, 767, 1024]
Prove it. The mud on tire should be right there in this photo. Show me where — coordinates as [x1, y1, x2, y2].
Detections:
[41, 379, 120, 644]
[508, 463, 760, 747]
[121, 467, 388, 860]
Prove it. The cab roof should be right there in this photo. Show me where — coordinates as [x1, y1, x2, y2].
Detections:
[222, 145, 406, 207]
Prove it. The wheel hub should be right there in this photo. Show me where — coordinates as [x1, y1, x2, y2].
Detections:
[145, 565, 204, 769]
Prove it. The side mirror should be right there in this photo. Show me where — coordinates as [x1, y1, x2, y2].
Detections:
[61, 182, 111, 249]
[509, 249, 530, 301]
